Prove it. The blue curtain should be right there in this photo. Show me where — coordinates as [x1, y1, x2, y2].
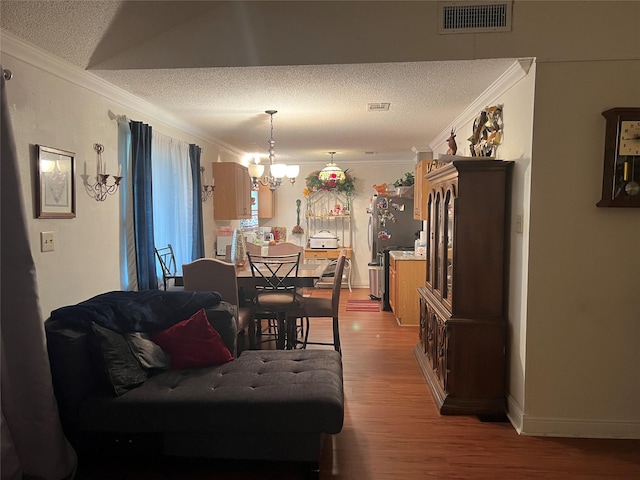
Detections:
[190, 144, 204, 259]
[130, 121, 158, 290]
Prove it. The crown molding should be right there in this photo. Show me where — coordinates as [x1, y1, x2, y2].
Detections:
[0, 29, 244, 158]
[429, 58, 535, 151]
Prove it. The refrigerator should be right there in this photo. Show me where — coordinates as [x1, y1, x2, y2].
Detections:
[368, 194, 423, 310]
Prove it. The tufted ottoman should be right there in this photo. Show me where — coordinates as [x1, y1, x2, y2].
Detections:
[78, 349, 344, 466]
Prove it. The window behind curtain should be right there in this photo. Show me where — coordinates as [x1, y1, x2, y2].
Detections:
[151, 132, 193, 275]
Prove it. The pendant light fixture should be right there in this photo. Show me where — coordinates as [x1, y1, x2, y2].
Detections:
[248, 110, 299, 191]
[318, 151, 346, 188]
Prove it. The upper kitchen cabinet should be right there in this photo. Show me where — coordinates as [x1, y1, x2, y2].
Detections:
[212, 162, 252, 220]
[413, 159, 430, 220]
[257, 183, 275, 219]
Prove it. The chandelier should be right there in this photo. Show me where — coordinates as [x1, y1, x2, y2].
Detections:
[247, 110, 299, 191]
[318, 151, 346, 188]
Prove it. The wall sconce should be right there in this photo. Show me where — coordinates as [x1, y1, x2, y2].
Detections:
[81, 143, 122, 201]
[200, 166, 215, 202]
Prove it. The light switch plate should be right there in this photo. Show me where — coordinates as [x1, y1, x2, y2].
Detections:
[41, 231, 54, 252]
[515, 214, 523, 234]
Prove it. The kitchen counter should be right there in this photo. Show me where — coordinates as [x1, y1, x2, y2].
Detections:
[389, 250, 426, 261]
[388, 251, 426, 326]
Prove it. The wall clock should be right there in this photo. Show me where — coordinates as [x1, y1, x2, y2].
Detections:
[597, 107, 640, 208]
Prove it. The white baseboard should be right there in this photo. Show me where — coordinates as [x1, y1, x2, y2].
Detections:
[506, 393, 640, 439]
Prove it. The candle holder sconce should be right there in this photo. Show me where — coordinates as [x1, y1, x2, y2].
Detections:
[200, 166, 215, 202]
[81, 143, 122, 201]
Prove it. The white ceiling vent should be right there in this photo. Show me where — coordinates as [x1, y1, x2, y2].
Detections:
[438, 2, 512, 34]
[367, 103, 390, 112]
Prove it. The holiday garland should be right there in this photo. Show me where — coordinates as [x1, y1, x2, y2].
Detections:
[303, 170, 356, 196]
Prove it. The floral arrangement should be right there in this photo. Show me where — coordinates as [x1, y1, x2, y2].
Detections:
[304, 170, 356, 196]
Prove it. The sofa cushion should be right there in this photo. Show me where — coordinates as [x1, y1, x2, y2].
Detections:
[46, 298, 238, 414]
[151, 308, 234, 369]
[78, 350, 344, 435]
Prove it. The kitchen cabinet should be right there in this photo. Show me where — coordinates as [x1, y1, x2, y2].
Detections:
[257, 183, 275, 219]
[413, 159, 431, 220]
[388, 252, 426, 325]
[415, 159, 513, 415]
[212, 162, 252, 220]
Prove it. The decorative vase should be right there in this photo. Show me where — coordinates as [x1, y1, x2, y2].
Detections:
[230, 228, 247, 267]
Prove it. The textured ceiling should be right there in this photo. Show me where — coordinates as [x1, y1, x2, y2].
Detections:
[1, 1, 518, 164]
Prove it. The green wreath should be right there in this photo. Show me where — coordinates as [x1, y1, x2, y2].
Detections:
[305, 170, 356, 195]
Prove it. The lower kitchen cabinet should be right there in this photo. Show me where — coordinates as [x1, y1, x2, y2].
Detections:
[388, 252, 426, 326]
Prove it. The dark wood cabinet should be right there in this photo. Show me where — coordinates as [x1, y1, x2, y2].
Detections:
[415, 159, 513, 415]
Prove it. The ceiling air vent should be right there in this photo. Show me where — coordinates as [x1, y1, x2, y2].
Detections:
[438, 1, 512, 34]
[367, 103, 390, 112]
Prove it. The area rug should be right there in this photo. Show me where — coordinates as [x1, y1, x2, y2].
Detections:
[345, 299, 380, 312]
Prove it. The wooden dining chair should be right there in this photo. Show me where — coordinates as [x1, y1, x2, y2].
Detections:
[267, 242, 305, 261]
[288, 249, 346, 354]
[246, 252, 303, 350]
[182, 258, 256, 352]
[245, 242, 261, 256]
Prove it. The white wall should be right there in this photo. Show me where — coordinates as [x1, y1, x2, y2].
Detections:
[524, 59, 640, 437]
[429, 61, 537, 430]
[2, 52, 230, 317]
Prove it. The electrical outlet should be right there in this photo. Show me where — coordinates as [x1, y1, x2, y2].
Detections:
[41, 231, 54, 252]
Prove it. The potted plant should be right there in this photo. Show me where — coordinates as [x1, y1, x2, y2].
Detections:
[393, 172, 415, 195]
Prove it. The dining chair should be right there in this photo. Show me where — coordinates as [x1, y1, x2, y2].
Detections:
[154, 244, 183, 290]
[246, 252, 303, 350]
[267, 242, 305, 261]
[182, 258, 256, 352]
[288, 249, 346, 354]
[245, 242, 261, 256]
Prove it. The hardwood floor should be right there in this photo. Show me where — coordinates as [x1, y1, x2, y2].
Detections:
[75, 288, 640, 479]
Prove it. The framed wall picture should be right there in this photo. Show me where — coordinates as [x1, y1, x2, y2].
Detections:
[36, 145, 76, 218]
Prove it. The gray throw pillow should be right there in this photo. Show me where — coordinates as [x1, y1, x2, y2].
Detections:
[125, 332, 171, 370]
[91, 323, 149, 396]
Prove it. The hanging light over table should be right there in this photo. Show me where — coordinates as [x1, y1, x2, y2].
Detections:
[248, 110, 299, 191]
[318, 151, 346, 188]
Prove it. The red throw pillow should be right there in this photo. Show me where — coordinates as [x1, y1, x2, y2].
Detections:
[151, 308, 233, 369]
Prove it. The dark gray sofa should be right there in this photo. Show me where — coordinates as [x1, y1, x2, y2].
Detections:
[45, 290, 344, 474]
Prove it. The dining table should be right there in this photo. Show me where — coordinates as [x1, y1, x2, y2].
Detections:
[235, 261, 325, 349]
[173, 259, 325, 349]
[234, 261, 325, 288]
